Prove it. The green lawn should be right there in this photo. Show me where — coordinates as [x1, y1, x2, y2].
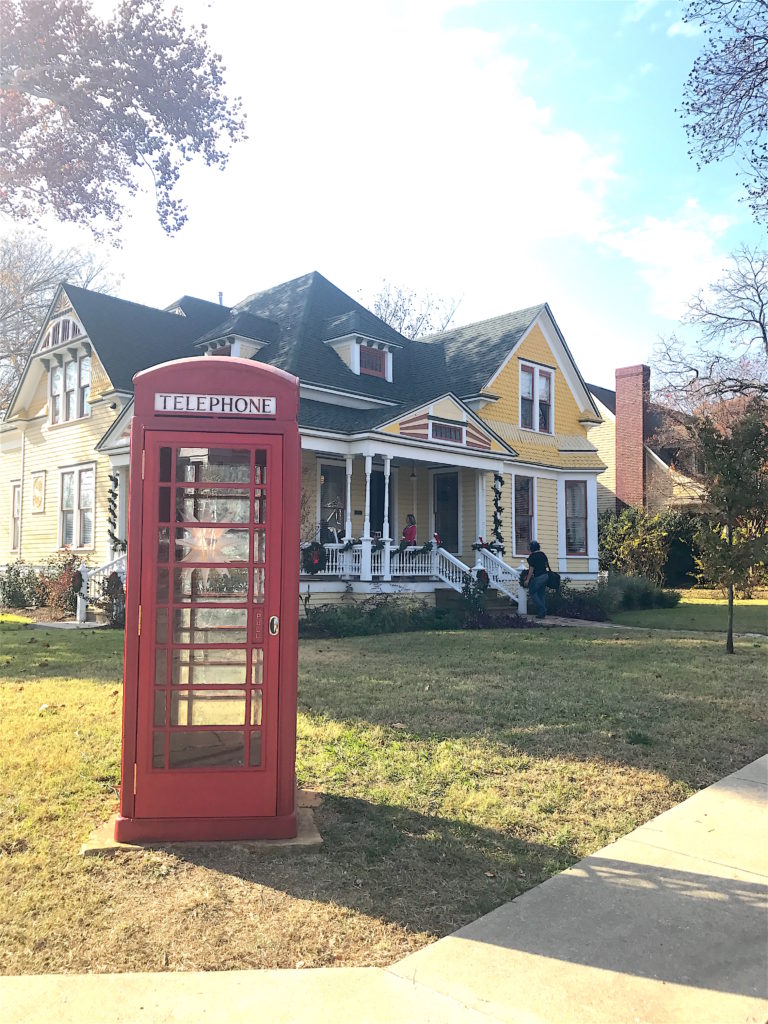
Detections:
[612, 594, 768, 634]
[1, 616, 766, 974]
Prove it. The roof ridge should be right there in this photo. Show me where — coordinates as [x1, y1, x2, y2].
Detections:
[420, 302, 547, 342]
[63, 283, 187, 321]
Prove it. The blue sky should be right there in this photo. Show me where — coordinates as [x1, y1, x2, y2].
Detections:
[31, 0, 764, 388]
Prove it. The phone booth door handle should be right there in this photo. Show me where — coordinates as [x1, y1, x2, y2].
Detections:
[269, 615, 280, 636]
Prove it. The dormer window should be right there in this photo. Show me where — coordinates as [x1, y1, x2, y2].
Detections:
[360, 345, 386, 378]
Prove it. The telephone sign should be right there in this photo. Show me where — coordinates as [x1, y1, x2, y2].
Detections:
[115, 357, 300, 842]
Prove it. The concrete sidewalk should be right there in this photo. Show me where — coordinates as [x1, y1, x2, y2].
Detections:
[2, 758, 766, 1024]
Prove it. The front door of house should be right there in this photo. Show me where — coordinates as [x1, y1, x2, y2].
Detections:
[433, 471, 459, 552]
[134, 432, 283, 819]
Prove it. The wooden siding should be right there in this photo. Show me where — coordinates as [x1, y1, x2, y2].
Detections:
[478, 323, 603, 470]
[535, 477, 558, 560]
[588, 413, 617, 513]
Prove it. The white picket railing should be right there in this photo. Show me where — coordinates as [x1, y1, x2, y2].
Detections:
[476, 548, 528, 612]
[77, 554, 127, 622]
[388, 545, 436, 579]
[300, 539, 526, 605]
[435, 546, 471, 593]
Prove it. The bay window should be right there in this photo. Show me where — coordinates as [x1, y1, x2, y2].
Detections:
[565, 481, 587, 555]
[60, 466, 95, 549]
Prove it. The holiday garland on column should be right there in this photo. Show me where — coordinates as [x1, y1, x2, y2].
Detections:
[491, 473, 505, 554]
[107, 473, 127, 553]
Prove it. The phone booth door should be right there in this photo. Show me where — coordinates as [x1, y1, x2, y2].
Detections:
[135, 433, 281, 819]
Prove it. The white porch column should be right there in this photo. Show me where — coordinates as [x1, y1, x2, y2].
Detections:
[587, 476, 599, 573]
[344, 456, 353, 540]
[517, 561, 528, 615]
[382, 456, 392, 581]
[361, 454, 372, 581]
[557, 477, 567, 573]
[411, 467, 417, 539]
[475, 470, 487, 544]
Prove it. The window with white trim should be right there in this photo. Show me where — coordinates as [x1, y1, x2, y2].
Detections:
[49, 355, 91, 424]
[519, 363, 554, 434]
[360, 345, 386, 378]
[565, 480, 587, 555]
[11, 481, 21, 552]
[514, 476, 534, 554]
[431, 421, 464, 444]
[60, 466, 94, 549]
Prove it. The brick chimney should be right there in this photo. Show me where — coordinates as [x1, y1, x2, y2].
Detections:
[615, 364, 650, 508]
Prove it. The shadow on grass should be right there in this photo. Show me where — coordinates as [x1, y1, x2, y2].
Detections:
[169, 795, 573, 939]
[0, 622, 124, 685]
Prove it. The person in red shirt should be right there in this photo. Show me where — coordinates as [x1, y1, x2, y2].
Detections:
[401, 514, 417, 550]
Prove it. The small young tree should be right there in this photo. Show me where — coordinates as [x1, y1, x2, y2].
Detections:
[688, 401, 768, 653]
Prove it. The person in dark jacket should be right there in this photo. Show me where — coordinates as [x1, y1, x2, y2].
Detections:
[525, 540, 551, 618]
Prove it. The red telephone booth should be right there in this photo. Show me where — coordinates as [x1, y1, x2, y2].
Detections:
[115, 357, 300, 842]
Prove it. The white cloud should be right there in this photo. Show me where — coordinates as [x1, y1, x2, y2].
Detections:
[99, 0, 619, 317]
[622, 0, 662, 24]
[639, 62, 655, 75]
[667, 20, 703, 37]
[603, 200, 733, 318]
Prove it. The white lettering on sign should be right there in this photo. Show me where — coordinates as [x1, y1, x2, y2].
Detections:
[154, 393, 276, 416]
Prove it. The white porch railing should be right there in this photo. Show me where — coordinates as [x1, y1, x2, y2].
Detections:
[301, 540, 528, 606]
[476, 548, 527, 613]
[77, 554, 127, 623]
[434, 546, 471, 593]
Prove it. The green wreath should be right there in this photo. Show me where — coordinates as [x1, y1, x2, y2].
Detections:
[301, 542, 328, 575]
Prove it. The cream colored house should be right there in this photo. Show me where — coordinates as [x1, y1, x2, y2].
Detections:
[0, 272, 606, 607]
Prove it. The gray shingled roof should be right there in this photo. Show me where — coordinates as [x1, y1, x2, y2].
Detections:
[41, 275, 592, 445]
[234, 272, 452, 405]
[195, 310, 280, 347]
[64, 285, 228, 392]
[586, 382, 616, 415]
[420, 305, 545, 397]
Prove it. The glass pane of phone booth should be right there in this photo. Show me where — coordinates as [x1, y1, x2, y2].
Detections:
[152, 445, 267, 771]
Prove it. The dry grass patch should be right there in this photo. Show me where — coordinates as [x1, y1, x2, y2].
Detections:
[1, 619, 765, 974]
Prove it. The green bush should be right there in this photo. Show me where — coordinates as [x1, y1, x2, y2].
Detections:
[299, 595, 459, 638]
[545, 583, 611, 621]
[546, 573, 680, 621]
[0, 561, 45, 608]
[599, 508, 699, 587]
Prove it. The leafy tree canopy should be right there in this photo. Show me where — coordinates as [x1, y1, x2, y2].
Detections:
[681, 0, 768, 225]
[0, 0, 246, 240]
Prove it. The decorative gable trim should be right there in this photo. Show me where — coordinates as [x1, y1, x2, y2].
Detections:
[380, 393, 516, 456]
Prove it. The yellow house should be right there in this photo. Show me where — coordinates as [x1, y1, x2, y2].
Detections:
[0, 272, 605, 607]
